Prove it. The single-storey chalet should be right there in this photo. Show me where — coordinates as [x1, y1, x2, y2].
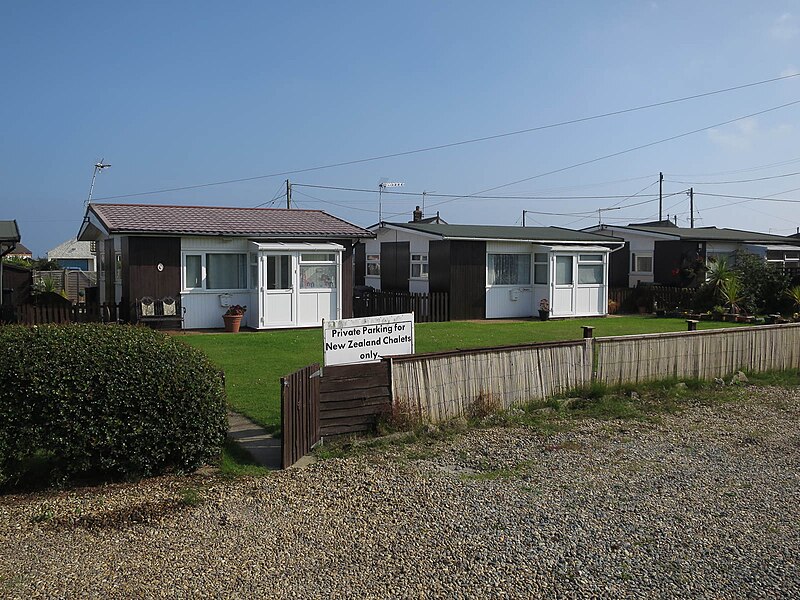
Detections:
[47, 238, 97, 271]
[356, 221, 624, 319]
[584, 221, 800, 287]
[78, 203, 373, 329]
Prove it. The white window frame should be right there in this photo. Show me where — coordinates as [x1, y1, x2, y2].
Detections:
[410, 252, 429, 279]
[366, 253, 381, 276]
[299, 252, 338, 290]
[577, 253, 605, 286]
[487, 253, 531, 286]
[631, 252, 653, 274]
[182, 252, 250, 292]
[533, 252, 548, 285]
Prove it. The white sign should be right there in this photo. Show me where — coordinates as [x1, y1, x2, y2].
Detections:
[323, 313, 415, 366]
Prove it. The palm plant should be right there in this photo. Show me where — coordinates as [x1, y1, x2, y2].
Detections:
[706, 256, 733, 296]
[719, 275, 744, 314]
[786, 285, 800, 312]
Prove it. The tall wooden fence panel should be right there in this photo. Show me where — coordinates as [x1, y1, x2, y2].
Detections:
[595, 323, 800, 385]
[11, 302, 121, 325]
[320, 362, 391, 436]
[391, 340, 592, 424]
[281, 363, 321, 469]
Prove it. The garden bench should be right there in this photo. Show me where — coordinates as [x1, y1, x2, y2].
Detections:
[135, 296, 185, 329]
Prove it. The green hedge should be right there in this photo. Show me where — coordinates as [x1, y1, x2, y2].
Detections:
[0, 324, 227, 487]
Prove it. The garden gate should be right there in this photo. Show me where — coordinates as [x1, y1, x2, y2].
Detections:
[280, 363, 321, 469]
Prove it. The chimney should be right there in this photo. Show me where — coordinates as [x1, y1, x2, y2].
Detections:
[412, 205, 423, 222]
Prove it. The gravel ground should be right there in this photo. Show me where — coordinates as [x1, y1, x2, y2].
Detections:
[1, 386, 799, 599]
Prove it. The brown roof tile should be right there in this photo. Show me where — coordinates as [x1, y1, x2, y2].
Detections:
[89, 203, 373, 238]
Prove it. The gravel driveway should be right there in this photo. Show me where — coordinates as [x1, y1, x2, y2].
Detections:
[1, 386, 799, 598]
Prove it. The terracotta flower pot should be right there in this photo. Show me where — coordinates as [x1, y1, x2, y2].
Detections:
[223, 314, 243, 333]
[538, 310, 550, 321]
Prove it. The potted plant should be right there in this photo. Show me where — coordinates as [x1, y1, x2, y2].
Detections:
[538, 298, 550, 321]
[222, 304, 247, 333]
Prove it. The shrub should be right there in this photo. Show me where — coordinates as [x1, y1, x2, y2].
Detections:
[0, 324, 227, 488]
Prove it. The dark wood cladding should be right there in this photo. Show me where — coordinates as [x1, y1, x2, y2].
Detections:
[319, 362, 391, 437]
[123, 236, 180, 323]
[609, 241, 630, 287]
[340, 241, 355, 319]
[354, 242, 366, 287]
[281, 363, 321, 469]
[653, 240, 706, 285]
[1, 264, 32, 305]
[380, 241, 410, 292]
[430, 239, 485, 320]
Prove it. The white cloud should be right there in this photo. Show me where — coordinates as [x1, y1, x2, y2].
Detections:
[707, 118, 794, 151]
[708, 118, 760, 151]
[771, 13, 799, 41]
[780, 65, 800, 77]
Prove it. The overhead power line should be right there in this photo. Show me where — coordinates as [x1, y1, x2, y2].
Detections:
[423, 98, 800, 211]
[87, 73, 800, 203]
[667, 170, 800, 185]
[694, 191, 800, 203]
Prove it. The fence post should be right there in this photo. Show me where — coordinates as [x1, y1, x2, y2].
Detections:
[582, 326, 595, 339]
[686, 319, 698, 331]
[582, 326, 596, 383]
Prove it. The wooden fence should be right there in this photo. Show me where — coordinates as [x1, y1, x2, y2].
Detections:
[320, 362, 391, 436]
[391, 340, 592, 424]
[353, 289, 449, 323]
[595, 323, 800, 385]
[281, 363, 321, 469]
[10, 302, 122, 325]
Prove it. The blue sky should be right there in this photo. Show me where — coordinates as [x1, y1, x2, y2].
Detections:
[2, 1, 800, 255]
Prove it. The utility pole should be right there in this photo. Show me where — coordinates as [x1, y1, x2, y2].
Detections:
[689, 187, 694, 228]
[286, 179, 292, 209]
[658, 171, 663, 221]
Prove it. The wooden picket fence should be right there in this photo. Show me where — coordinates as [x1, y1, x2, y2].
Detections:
[10, 302, 122, 325]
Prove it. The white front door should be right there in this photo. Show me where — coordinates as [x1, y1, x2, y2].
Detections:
[262, 254, 295, 327]
[552, 254, 575, 316]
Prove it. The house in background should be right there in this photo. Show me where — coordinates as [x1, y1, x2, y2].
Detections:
[1, 220, 23, 307]
[357, 219, 624, 319]
[78, 203, 373, 329]
[47, 238, 97, 271]
[5, 241, 32, 261]
[584, 222, 800, 287]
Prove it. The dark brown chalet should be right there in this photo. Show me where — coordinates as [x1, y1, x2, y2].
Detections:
[78, 203, 373, 329]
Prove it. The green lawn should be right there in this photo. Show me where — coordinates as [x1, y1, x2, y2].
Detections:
[181, 316, 743, 432]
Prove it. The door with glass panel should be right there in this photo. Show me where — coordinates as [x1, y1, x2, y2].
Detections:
[262, 254, 295, 326]
[297, 252, 338, 325]
[552, 255, 575, 316]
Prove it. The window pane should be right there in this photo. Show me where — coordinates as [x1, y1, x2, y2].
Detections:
[578, 264, 603, 284]
[411, 254, 421, 261]
[367, 263, 380, 275]
[534, 264, 548, 284]
[488, 254, 530, 285]
[186, 255, 202, 288]
[579, 254, 603, 262]
[267, 255, 292, 290]
[300, 264, 336, 288]
[411, 263, 421, 278]
[367, 254, 380, 261]
[636, 256, 653, 272]
[301, 253, 335, 262]
[534, 253, 548, 263]
[207, 254, 247, 289]
[555, 256, 573, 285]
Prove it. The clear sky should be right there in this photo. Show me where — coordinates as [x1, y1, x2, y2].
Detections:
[2, 1, 800, 256]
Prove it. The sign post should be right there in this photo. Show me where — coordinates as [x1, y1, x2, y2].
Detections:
[323, 313, 415, 367]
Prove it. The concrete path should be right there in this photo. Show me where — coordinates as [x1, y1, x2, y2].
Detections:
[227, 411, 281, 470]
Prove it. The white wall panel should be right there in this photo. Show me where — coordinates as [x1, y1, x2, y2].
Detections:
[486, 286, 533, 318]
[181, 291, 252, 329]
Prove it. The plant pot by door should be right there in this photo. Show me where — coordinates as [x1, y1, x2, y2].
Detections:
[538, 310, 550, 321]
[223, 314, 242, 333]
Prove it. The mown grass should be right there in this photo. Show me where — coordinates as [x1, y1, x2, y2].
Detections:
[182, 316, 743, 431]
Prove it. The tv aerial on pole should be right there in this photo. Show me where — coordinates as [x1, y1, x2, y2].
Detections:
[85, 159, 112, 206]
[378, 180, 404, 223]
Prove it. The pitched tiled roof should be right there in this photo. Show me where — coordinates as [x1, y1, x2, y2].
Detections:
[385, 222, 623, 243]
[47, 238, 94, 260]
[88, 203, 373, 238]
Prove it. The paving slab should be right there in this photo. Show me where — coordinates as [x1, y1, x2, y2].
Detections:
[226, 411, 281, 470]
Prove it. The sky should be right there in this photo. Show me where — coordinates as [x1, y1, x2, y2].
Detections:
[2, 1, 800, 256]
